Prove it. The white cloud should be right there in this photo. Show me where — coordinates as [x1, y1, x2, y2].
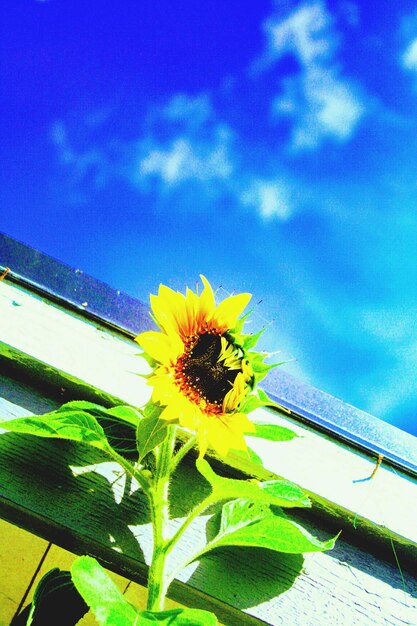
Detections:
[134, 94, 234, 189]
[265, 2, 335, 65]
[400, 34, 417, 96]
[162, 93, 212, 128]
[274, 66, 364, 149]
[397, 14, 417, 100]
[135, 94, 306, 222]
[402, 38, 417, 70]
[50, 92, 308, 222]
[135, 98, 235, 191]
[134, 95, 304, 223]
[241, 178, 293, 221]
[50, 120, 108, 198]
[257, 1, 365, 150]
[138, 134, 234, 185]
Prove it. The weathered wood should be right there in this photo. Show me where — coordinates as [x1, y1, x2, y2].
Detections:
[0, 519, 49, 624]
[0, 519, 188, 626]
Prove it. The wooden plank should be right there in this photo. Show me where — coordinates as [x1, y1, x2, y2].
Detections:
[0, 280, 150, 408]
[1, 522, 221, 626]
[0, 519, 49, 625]
[0, 377, 416, 625]
[29, 543, 131, 626]
[0, 520, 185, 626]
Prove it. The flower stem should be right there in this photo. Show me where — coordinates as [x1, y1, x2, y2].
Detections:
[146, 425, 176, 611]
[110, 449, 150, 494]
[170, 434, 197, 473]
[165, 493, 214, 555]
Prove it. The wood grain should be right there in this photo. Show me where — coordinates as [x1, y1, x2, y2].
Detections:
[0, 519, 49, 625]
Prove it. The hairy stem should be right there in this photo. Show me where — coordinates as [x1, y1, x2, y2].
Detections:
[170, 434, 197, 473]
[110, 449, 150, 494]
[165, 493, 215, 556]
[146, 426, 176, 611]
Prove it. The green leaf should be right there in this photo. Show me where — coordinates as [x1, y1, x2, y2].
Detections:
[239, 387, 277, 414]
[137, 350, 158, 369]
[71, 556, 138, 626]
[199, 499, 337, 556]
[134, 608, 218, 625]
[57, 400, 110, 412]
[1, 409, 112, 452]
[0, 401, 146, 457]
[257, 388, 275, 404]
[136, 403, 169, 463]
[241, 328, 265, 351]
[247, 445, 263, 465]
[250, 422, 298, 442]
[229, 445, 264, 466]
[196, 458, 310, 508]
[248, 355, 284, 383]
[238, 394, 265, 414]
[71, 557, 218, 625]
[57, 401, 142, 428]
[106, 405, 143, 427]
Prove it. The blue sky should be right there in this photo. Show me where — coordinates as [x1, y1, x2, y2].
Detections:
[1, 0, 417, 435]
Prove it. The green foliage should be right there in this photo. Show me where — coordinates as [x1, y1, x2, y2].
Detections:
[196, 458, 311, 508]
[54, 401, 142, 428]
[71, 557, 218, 625]
[250, 422, 299, 442]
[199, 499, 338, 557]
[191, 460, 335, 562]
[2, 396, 338, 623]
[228, 445, 264, 466]
[1, 401, 171, 468]
[1, 408, 112, 452]
[136, 403, 169, 463]
[106, 405, 144, 427]
[133, 608, 218, 625]
[71, 557, 137, 625]
[240, 328, 265, 351]
[0, 401, 143, 453]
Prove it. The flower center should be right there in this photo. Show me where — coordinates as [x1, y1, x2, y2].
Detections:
[175, 333, 241, 409]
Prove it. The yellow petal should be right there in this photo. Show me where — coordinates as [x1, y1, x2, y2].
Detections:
[150, 287, 184, 335]
[149, 372, 177, 404]
[211, 411, 256, 455]
[184, 287, 199, 336]
[215, 292, 251, 329]
[205, 416, 240, 457]
[136, 331, 183, 365]
[177, 399, 201, 430]
[222, 372, 247, 412]
[227, 411, 256, 435]
[198, 275, 216, 322]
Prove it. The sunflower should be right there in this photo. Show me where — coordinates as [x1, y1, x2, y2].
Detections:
[136, 276, 274, 458]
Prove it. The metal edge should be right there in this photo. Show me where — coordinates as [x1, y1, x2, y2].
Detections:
[1, 231, 416, 478]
